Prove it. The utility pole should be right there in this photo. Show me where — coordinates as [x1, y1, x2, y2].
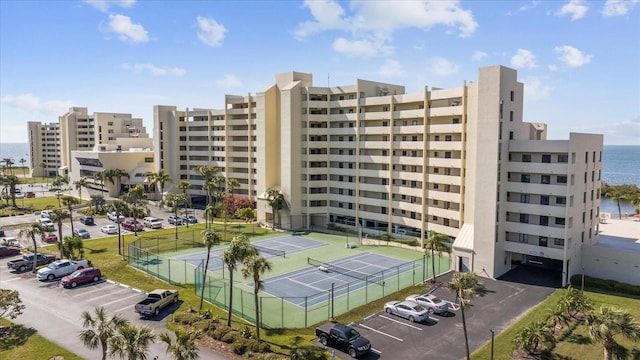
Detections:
[490, 329, 495, 360]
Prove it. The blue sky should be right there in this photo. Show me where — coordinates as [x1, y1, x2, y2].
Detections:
[1, 0, 639, 145]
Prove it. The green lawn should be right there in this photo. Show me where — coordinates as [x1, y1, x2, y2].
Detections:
[0, 319, 82, 360]
[0, 196, 88, 217]
[472, 288, 640, 360]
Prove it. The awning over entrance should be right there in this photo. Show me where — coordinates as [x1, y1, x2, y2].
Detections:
[452, 223, 474, 251]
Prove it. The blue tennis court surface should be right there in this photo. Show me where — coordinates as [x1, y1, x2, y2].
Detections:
[255, 252, 421, 307]
[177, 236, 327, 271]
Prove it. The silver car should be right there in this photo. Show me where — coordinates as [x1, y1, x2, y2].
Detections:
[406, 294, 450, 315]
[384, 300, 430, 323]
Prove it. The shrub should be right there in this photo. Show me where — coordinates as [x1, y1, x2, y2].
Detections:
[245, 338, 270, 353]
[192, 320, 211, 331]
[199, 308, 212, 319]
[221, 331, 239, 344]
[570, 274, 640, 295]
[231, 339, 247, 355]
[173, 311, 200, 325]
[240, 325, 253, 339]
[212, 326, 231, 341]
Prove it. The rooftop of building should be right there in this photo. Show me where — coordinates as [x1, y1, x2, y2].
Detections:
[595, 216, 640, 253]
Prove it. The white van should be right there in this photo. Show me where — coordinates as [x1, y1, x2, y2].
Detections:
[143, 217, 163, 229]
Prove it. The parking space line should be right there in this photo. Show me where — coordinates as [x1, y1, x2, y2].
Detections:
[379, 315, 423, 330]
[100, 293, 146, 307]
[84, 287, 133, 303]
[371, 348, 382, 354]
[72, 283, 119, 297]
[357, 324, 403, 341]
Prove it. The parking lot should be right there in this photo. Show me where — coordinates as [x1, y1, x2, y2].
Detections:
[316, 272, 556, 359]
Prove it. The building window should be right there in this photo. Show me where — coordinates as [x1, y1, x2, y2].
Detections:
[540, 216, 549, 226]
[144, 157, 154, 163]
[539, 237, 548, 247]
[521, 174, 530, 183]
[555, 217, 566, 226]
[540, 195, 549, 205]
[444, 152, 452, 159]
[519, 214, 529, 223]
[541, 175, 551, 184]
[509, 111, 514, 122]
[522, 154, 531, 162]
[542, 154, 551, 163]
[557, 176, 567, 184]
[509, 131, 514, 140]
[520, 194, 530, 203]
[554, 238, 565, 246]
[558, 154, 568, 163]
[519, 233, 528, 243]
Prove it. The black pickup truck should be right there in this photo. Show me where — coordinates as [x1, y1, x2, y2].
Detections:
[7, 253, 56, 272]
[315, 322, 371, 358]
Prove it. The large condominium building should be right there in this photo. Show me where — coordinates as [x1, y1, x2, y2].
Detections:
[28, 121, 61, 177]
[155, 65, 602, 286]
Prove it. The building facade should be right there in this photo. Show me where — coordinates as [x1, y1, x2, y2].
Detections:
[154, 65, 603, 286]
[28, 121, 61, 177]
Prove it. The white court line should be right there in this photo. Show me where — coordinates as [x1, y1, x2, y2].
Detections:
[288, 277, 327, 292]
[379, 315, 423, 330]
[357, 324, 403, 341]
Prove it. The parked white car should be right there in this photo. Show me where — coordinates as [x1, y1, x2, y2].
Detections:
[384, 300, 430, 323]
[406, 294, 450, 315]
[143, 217, 163, 229]
[101, 225, 118, 234]
[37, 259, 90, 281]
[107, 212, 125, 222]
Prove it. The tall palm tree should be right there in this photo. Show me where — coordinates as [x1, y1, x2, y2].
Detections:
[105, 168, 130, 196]
[159, 328, 202, 360]
[18, 222, 47, 273]
[163, 193, 187, 240]
[108, 324, 156, 360]
[19, 158, 27, 177]
[1, 174, 21, 207]
[79, 306, 129, 360]
[2, 157, 15, 174]
[241, 254, 273, 342]
[265, 187, 285, 229]
[90, 193, 106, 213]
[603, 185, 627, 220]
[224, 179, 240, 236]
[177, 181, 192, 228]
[424, 231, 451, 283]
[108, 199, 130, 256]
[199, 229, 221, 311]
[143, 171, 156, 197]
[448, 272, 484, 360]
[512, 320, 556, 355]
[560, 285, 592, 319]
[204, 201, 216, 229]
[546, 304, 570, 331]
[586, 306, 640, 360]
[74, 177, 88, 200]
[129, 205, 148, 237]
[154, 169, 172, 199]
[61, 195, 80, 234]
[48, 208, 70, 259]
[222, 234, 256, 327]
[94, 170, 106, 194]
[198, 166, 219, 202]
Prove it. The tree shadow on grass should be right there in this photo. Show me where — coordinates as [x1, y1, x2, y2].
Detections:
[0, 325, 37, 351]
[565, 333, 592, 345]
[87, 247, 107, 254]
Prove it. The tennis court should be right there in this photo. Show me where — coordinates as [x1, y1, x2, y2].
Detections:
[177, 235, 327, 271]
[256, 252, 421, 307]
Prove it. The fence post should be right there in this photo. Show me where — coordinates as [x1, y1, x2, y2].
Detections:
[305, 296, 308, 328]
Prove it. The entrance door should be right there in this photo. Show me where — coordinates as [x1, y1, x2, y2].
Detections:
[458, 256, 470, 272]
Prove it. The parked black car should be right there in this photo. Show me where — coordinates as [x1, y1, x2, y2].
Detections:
[80, 216, 94, 225]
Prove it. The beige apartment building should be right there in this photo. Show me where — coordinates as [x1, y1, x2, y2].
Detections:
[154, 65, 603, 286]
[28, 121, 61, 177]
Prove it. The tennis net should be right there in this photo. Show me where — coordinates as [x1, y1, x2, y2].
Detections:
[252, 244, 285, 258]
[308, 257, 383, 285]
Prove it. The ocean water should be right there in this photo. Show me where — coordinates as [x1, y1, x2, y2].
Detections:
[0, 142, 637, 213]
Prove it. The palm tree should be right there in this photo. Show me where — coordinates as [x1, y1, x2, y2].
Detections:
[1, 174, 21, 207]
[18, 222, 47, 273]
[39, 162, 47, 178]
[19, 158, 27, 177]
[265, 187, 285, 229]
[448, 272, 484, 360]
[177, 181, 192, 228]
[546, 304, 570, 331]
[159, 328, 202, 360]
[2, 157, 15, 174]
[204, 201, 216, 229]
[94, 170, 106, 194]
[90, 193, 106, 213]
[560, 285, 592, 319]
[223, 179, 239, 237]
[586, 306, 640, 360]
[108, 324, 156, 360]
[74, 177, 88, 200]
[105, 168, 130, 196]
[48, 208, 70, 259]
[163, 193, 187, 240]
[61, 195, 80, 234]
[221, 234, 257, 327]
[198, 166, 219, 201]
[143, 171, 156, 197]
[154, 169, 172, 199]
[602, 185, 627, 219]
[424, 231, 451, 283]
[241, 254, 273, 342]
[79, 306, 129, 360]
[512, 320, 556, 355]
[199, 229, 221, 311]
[129, 205, 148, 237]
[108, 199, 130, 256]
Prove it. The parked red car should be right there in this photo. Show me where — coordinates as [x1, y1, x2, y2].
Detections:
[44, 233, 58, 243]
[25, 191, 36, 198]
[0, 245, 20, 257]
[122, 219, 144, 232]
[60, 267, 102, 288]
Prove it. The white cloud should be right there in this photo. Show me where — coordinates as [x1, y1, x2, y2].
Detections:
[555, 45, 593, 67]
[332, 37, 392, 58]
[122, 63, 185, 76]
[196, 16, 226, 47]
[575, 116, 640, 145]
[295, 0, 478, 57]
[107, 14, 149, 43]
[519, 1, 540, 12]
[378, 60, 405, 78]
[471, 51, 487, 61]
[523, 76, 552, 101]
[510, 49, 538, 69]
[0, 93, 74, 115]
[548, 64, 559, 71]
[84, 0, 135, 12]
[554, 0, 589, 20]
[601, 0, 639, 17]
[430, 57, 460, 77]
[215, 74, 242, 88]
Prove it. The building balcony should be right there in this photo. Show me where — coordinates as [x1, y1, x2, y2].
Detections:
[429, 106, 463, 117]
[361, 112, 390, 121]
[428, 123, 463, 133]
[504, 202, 567, 218]
[391, 156, 422, 166]
[393, 125, 423, 134]
[505, 182, 568, 196]
[428, 174, 461, 186]
[393, 109, 425, 119]
[428, 190, 461, 203]
[504, 221, 566, 239]
[392, 141, 423, 150]
[509, 162, 568, 175]
[329, 127, 356, 136]
[428, 141, 462, 151]
[329, 99, 357, 108]
[359, 141, 390, 149]
[429, 158, 462, 168]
